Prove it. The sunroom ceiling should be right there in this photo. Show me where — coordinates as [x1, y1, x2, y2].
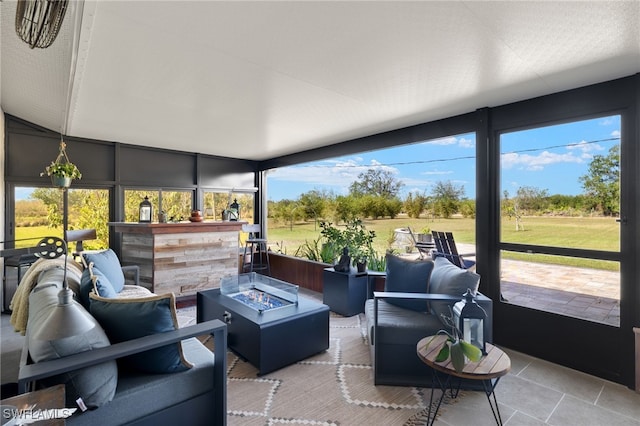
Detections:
[1, 1, 639, 161]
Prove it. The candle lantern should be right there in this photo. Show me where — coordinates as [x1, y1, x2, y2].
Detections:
[228, 198, 240, 221]
[139, 196, 152, 223]
[453, 289, 487, 355]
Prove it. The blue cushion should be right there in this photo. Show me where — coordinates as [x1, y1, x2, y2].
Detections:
[90, 264, 117, 298]
[83, 249, 125, 293]
[79, 268, 94, 310]
[383, 254, 434, 312]
[429, 256, 480, 321]
[89, 292, 192, 374]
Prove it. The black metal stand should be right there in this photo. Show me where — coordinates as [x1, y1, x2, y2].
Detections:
[426, 369, 504, 426]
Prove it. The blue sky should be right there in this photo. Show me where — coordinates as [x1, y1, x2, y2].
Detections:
[267, 115, 621, 201]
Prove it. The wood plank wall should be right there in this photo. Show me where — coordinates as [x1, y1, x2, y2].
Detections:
[121, 231, 239, 296]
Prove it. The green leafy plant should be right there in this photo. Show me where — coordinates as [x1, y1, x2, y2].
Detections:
[319, 219, 375, 266]
[423, 308, 483, 372]
[41, 161, 82, 180]
[367, 250, 391, 272]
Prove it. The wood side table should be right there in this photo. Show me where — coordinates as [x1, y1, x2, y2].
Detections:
[1, 384, 66, 425]
[417, 335, 511, 425]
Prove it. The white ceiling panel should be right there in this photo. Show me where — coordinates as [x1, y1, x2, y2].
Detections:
[2, 1, 639, 161]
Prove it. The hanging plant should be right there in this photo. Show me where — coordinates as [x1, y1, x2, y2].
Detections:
[41, 161, 82, 179]
[40, 140, 82, 189]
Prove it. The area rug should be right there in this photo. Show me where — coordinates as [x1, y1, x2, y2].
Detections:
[193, 311, 463, 425]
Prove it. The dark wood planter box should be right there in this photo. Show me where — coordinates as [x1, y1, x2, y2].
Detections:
[268, 252, 331, 293]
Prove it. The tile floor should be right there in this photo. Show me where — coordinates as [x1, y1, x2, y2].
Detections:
[435, 346, 640, 425]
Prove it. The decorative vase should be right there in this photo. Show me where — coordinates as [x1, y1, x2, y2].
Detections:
[51, 176, 72, 189]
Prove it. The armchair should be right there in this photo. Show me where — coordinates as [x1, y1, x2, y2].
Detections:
[366, 291, 492, 387]
[363, 255, 493, 388]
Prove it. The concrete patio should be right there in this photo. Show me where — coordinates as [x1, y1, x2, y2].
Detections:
[448, 243, 621, 327]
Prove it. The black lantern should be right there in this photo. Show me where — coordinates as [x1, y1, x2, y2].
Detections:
[228, 199, 240, 221]
[453, 289, 487, 355]
[139, 196, 152, 223]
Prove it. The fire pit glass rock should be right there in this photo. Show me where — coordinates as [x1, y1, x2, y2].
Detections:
[220, 272, 299, 314]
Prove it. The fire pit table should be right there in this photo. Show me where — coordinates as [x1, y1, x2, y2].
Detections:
[197, 273, 330, 375]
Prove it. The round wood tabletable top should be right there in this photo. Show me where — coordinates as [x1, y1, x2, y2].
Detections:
[417, 335, 511, 380]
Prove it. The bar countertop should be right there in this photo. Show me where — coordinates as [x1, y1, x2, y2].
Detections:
[108, 221, 246, 234]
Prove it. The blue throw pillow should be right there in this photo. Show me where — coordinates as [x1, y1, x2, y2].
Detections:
[79, 268, 94, 310]
[90, 264, 117, 298]
[89, 292, 192, 374]
[429, 256, 480, 322]
[384, 254, 434, 312]
[83, 249, 125, 293]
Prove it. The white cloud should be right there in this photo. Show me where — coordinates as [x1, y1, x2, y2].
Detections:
[421, 170, 453, 175]
[423, 136, 457, 146]
[611, 130, 620, 138]
[501, 150, 583, 171]
[268, 156, 400, 190]
[566, 140, 603, 153]
[458, 137, 475, 148]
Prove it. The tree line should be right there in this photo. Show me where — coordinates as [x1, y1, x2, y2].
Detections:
[269, 145, 620, 225]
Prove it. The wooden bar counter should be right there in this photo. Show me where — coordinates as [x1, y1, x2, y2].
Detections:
[109, 221, 245, 297]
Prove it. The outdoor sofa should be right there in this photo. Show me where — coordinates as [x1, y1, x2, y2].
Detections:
[12, 253, 227, 426]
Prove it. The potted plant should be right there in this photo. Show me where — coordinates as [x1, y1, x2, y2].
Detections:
[423, 308, 482, 372]
[41, 161, 82, 188]
[417, 226, 432, 243]
[319, 219, 375, 273]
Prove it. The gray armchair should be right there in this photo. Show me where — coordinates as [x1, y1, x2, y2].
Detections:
[365, 291, 492, 387]
[364, 254, 493, 388]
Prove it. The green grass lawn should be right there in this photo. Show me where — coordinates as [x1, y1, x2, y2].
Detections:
[15, 216, 620, 271]
[14, 225, 62, 247]
[268, 215, 620, 271]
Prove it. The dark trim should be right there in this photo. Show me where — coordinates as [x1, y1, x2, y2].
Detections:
[258, 111, 479, 171]
[500, 243, 622, 262]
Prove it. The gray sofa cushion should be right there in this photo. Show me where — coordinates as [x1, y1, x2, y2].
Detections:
[428, 257, 480, 321]
[365, 299, 443, 346]
[68, 338, 216, 426]
[383, 254, 434, 312]
[27, 268, 117, 409]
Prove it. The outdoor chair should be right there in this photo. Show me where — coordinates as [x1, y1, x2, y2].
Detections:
[431, 231, 476, 270]
[406, 227, 435, 259]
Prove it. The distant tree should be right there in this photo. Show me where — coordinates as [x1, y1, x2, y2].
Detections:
[515, 186, 549, 213]
[31, 188, 63, 228]
[334, 195, 359, 223]
[580, 144, 620, 216]
[270, 199, 303, 230]
[459, 199, 476, 219]
[298, 190, 328, 223]
[431, 181, 464, 219]
[404, 192, 428, 218]
[349, 168, 403, 198]
[384, 197, 403, 219]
